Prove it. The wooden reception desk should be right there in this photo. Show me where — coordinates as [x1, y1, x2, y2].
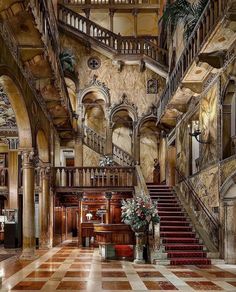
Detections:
[94, 224, 135, 245]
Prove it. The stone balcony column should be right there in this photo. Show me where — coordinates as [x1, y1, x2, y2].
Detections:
[105, 121, 113, 157]
[132, 9, 139, 37]
[20, 149, 36, 260]
[77, 192, 84, 247]
[39, 165, 51, 249]
[105, 192, 112, 224]
[109, 9, 115, 32]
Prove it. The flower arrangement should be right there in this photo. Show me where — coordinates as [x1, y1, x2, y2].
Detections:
[121, 195, 159, 231]
[99, 155, 114, 167]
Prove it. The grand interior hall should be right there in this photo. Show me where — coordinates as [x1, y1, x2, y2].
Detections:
[0, 0, 236, 291]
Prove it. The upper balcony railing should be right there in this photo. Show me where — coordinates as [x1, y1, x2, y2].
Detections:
[157, 0, 228, 122]
[58, 5, 168, 66]
[63, 0, 159, 5]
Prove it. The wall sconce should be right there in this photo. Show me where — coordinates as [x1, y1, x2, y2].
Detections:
[188, 120, 210, 144]
[85, 211, 93, 221]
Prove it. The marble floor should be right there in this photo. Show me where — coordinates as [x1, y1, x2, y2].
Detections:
[0, 241, 235, 292]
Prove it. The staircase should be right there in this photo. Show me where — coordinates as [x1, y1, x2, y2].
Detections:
[84, 125, 135, 166]
[58, 4, 168, 76]
[148, 183, 211, 265]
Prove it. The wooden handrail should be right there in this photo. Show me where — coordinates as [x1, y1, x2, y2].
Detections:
[58, 4, 168, 65]
[175, 167, 219, 230]
[157, 0, 228, 122]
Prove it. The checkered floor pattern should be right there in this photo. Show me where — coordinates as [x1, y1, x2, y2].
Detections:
[0, 241, 236, 291]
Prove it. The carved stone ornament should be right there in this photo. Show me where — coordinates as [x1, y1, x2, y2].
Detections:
[21, 150, 35, 167]
[104, 192, 112, 200]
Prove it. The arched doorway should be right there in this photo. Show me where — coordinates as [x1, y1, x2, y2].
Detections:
[220, 173, 236, 264]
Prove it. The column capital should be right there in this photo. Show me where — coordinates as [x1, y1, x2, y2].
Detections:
[21, 149, 35, 167]
[40, 164, 51, 179]
[105, 192, 112, 200]
[109, 9, 115, 17]
[75, 192, 84, 201]
[132, 8, 139, 16]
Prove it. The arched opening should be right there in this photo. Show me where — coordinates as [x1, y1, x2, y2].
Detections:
[220, 173, 236, 264]
[112, 109, 134, 155]
[222, 79, 236, 159]
[0, 71, 32, 249]
[139, 119, 159, 183]
[82, 91, 106, 136]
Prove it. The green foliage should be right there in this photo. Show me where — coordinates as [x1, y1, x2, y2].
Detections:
[161, 0, 208, 40]
[59, 50, 76, 73]
[121, 195, 159, 231]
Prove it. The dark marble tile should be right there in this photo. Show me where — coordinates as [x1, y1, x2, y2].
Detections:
[102, 271, 127, 277]
[228, 282, 236, 287]
[144, 281, 178, 290]
[133, 264, 156, 269]
[56, 281, 87, 290]
[173, 271, 202, 278]
[102, 281, 132, 290]
[137, 271, 164, 277]
[208, 271, 236, 278]
[186, 281, 223, 290]
[70, 263, 91, 269]
[12, 281, 46, 290]
[38, 263, 61, 269]
[27, 271, 55, 278]
[65, 271, 90, 277]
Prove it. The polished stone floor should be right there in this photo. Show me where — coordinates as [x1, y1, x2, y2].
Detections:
[0, 241, 235, 291]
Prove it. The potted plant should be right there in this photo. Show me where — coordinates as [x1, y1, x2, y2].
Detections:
[121, 195, 159, 263]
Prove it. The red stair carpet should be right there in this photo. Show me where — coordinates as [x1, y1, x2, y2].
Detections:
[147, 184, 211, 265]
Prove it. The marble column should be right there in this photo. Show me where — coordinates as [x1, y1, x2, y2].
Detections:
[109, 9, 115, 32]
[77, 192, 84, 247]
[39, 165, 51, 249]
[105, 121, 113, 156]
[105, 192, 112, 224]
[133, 9, 138, 37]
[20, 149, 36, 260]
[8, 150, 19, 209]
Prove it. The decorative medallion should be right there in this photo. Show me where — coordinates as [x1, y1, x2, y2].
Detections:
[87, 57, 101, 70]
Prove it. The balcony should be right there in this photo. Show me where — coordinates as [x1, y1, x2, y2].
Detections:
[62, 0, 160, 12]
[53, 166, 135, 192]
[157, 0, 231, 125]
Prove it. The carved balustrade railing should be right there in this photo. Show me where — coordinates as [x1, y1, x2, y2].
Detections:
[63, 0, 158, 5]
[29, 0, 73, 122]
[58, 5, 168, 65]
[53, 166, 135, 188]
[83, 126, 106, 155]
[0, 168, 8, 188]
[157, 0, 228, 122]
[112, 144, 135, 167]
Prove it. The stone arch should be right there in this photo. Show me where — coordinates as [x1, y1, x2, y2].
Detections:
[220, 171, 236, 264]
[222, 78, 236, 159]
[79, 75, 110, 106]
[36, 129, 49, 163]
[110, 94, 138, 124]
[0, 67, 32, 148]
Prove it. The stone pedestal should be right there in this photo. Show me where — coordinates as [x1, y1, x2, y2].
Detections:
[20, 150, 37, 260]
